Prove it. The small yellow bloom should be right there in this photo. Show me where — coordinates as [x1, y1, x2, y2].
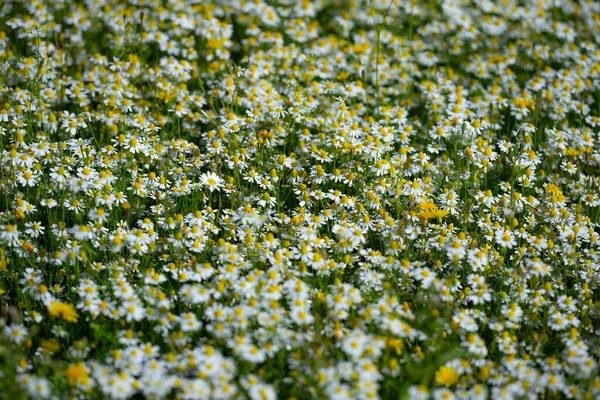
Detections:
[66, 362, 89, 386]
[48, 301, 79, 323]
[416, 201, 449, 222]
[436, 366, 459, 387]
[546, 184, 562, 196]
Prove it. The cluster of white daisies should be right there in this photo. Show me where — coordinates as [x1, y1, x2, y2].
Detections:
[1, 0, 600, 398]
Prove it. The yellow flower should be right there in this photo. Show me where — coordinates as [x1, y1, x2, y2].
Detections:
[0, 248, 6, 272]
[418, 201, 437, 211]
[416, 201, 449, 222]
[546, 183, 562, 196]
[433, 208, 449, 219]
[41, 339, 60, 354]
[206, 38, 223, 50]
[435, 366, 459, 387]
[48, 301, 79, 323]
[66, 362, 89, 386]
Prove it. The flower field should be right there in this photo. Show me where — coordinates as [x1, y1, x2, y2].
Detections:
[2, 0, 600, 398]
